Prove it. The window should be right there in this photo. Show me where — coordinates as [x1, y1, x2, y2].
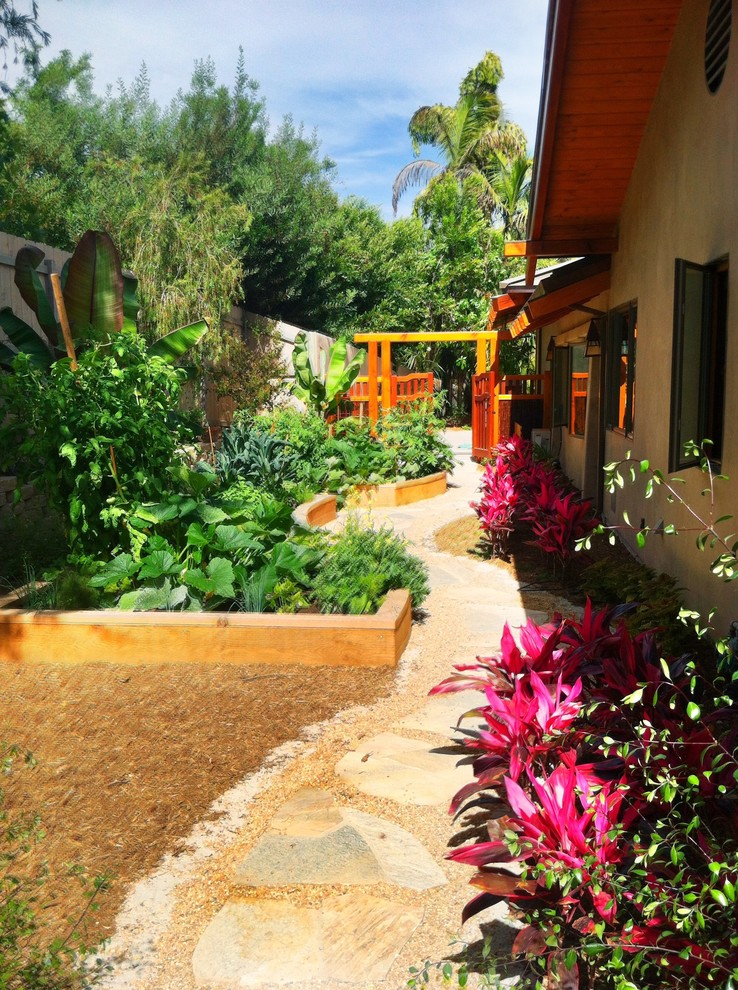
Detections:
[569, 344, 588, 437]
[606, 302, 637, 436]
[670, 258, 728, 470]
[552, 344, 568, 428]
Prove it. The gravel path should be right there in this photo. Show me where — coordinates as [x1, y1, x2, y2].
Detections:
[97, 432, 560, 990]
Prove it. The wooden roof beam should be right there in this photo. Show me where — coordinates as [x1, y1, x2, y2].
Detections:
[504, 237, 618, 258]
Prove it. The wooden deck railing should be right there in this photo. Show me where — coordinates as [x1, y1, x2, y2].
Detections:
[338, 373, 434, 419]
[492, 373, 551, 449]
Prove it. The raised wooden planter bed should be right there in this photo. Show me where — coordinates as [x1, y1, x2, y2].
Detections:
[356, 471, 447, 508]
[292, 492, 337, 528]
[0, 589, 410, 667]
[0, 491, 413, 668]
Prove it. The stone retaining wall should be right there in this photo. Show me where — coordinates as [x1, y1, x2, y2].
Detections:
[0, 477, 44, 518]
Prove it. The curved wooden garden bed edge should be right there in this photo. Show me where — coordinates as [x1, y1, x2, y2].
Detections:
[292, 492, 337, 528]
[355, 470, 447, 508]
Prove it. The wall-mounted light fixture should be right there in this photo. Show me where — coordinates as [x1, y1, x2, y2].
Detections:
[584, 319, 602, 358]
[546, 337, 555, 363]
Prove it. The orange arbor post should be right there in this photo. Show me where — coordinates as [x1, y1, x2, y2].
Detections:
[352, 330, 513, 458]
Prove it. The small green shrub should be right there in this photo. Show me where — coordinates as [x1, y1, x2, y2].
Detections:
[217, 420, 300, 495]
[250, 408, 331, 490]
[314, 519, 429, 614]
[376, 405, 455, 479]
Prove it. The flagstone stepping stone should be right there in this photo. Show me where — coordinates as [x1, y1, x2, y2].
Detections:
[398, 689, 486, 738]
[336, 732, 472, 806]
[192, 893, 423, 987]
[232, 789, 446, 891]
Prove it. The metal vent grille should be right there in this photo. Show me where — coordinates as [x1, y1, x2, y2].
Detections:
[705, 0, 732, 93]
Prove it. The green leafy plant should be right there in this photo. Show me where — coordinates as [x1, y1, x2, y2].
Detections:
[251, 408, 332, 490]
[291, 332, 365, 418]
[217, 421, 300, 495]
[314, 518, 429, 614]
[0, 331, 196, 555]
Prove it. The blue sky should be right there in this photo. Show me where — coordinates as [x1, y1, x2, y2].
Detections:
[15, 0, 547, 219]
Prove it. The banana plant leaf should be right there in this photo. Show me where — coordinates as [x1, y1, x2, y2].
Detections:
[13, 246, 59, 345]
[63, 230, 124, 341]
[0, 308, 53, 369]
[324, 338, 364, 401]
[291, 333, 315, 392]
[148, 320, 208, 363]
[122, 272, 139, 333]
[0, 339, 17, 369]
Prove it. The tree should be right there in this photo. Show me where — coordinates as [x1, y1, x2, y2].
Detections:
[0, 0, 53, 92]
[392, 51, 527, 216]
[484, 149, 532, 239]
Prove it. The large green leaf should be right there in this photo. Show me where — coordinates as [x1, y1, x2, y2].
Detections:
[13, 246, 59, 345]
[0, 340, 17, 369]
[324, 338, 350, 400]
[122, 272, 139, 332]
[291, 332, 315, 392]
[88, 553, 138, 589]
[63, 230, 124, 341]
[0, 308, 53, 369]
[167, 462, 218, 497]
[148, 320, 208, 363]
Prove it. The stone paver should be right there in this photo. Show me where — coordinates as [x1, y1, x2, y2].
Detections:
[397, 689, 487, 737]
[336, 732, 472, 806]
[232, 789, 446, 891]
[192, 894, 424, 987]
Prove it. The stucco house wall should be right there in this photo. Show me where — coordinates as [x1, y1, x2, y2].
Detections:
[602, 0, 738, 625]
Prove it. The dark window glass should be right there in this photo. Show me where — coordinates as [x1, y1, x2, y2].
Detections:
[606, 302, 637, 436]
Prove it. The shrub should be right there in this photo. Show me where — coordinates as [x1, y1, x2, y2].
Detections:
[472, 436, 596, 571]
[252, 408, 332, 490]
[434, 604, 738, 990]
[217, 420, 300, 496]
[209, 327, 285, 418]
[374, 405, 455, 479]
[0, 332, 195, 556]
[314, 518, 429, 614]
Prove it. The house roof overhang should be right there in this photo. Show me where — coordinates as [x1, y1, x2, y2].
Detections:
[505, 0, 683, 269]
[489, 256, 611, 337]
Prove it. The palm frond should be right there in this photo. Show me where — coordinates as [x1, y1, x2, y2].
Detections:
[392, 159, 445, 214]
[408, 104, 455, 157]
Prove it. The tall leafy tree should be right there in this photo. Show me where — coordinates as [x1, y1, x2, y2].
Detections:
[392, 51, 527, 216]
[0, 0, 53, 92]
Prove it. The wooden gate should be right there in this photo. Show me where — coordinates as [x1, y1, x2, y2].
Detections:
[472, 372, 494, 460]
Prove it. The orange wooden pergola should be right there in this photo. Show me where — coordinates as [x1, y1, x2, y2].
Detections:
[352, 329, 512, 424]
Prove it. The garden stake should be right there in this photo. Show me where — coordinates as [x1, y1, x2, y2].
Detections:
[50, 273, 78, 370]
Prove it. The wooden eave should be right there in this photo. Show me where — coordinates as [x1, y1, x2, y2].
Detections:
[509, 261, 611, 338]
[523, 0, 683, 257]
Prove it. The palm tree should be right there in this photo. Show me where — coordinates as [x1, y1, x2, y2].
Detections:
[484, 149, 532, 238]
[392, 52, 527, 216]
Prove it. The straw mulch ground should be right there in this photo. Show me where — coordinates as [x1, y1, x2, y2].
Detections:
[1, 660, 393, 946]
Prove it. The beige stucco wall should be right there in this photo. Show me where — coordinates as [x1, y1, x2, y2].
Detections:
[539, 288, 609, 498]
[605, 0, 738, 627]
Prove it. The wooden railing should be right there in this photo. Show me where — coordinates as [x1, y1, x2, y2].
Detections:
[338, 373, 434, 419]
[475, 372, 552, 453]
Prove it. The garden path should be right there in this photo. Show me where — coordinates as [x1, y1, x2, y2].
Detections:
[99, 431, 566, 990]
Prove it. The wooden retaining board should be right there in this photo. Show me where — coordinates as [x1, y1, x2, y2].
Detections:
[357, 471, 447, 508]
[0, 590, 411, 668]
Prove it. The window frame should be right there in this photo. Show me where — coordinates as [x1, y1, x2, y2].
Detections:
[569, 343, 588, 438]
[669, 256, 728, 471]
[606, 300, 637, 437]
